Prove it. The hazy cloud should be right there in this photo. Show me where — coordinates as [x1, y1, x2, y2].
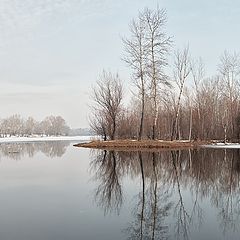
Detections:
[0, 0, 113, 45]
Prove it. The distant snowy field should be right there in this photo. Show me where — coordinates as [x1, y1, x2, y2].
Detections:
[202, 143, 240, 149]
[0, 136, 97, 144]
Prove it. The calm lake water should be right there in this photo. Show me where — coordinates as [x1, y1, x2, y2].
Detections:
[0, 141, 240, 240]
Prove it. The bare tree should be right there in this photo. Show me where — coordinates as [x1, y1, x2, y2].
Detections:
[171, 47, 191, 140]
[89, 109, 108, 141]
[184, 86, 193, 141]
[40, 116, 69, 136]
[218, 51, 240, 140]
[4, 114, 24, 137]
[24, 117, 37, 136]
[123, 12, 148, 140]
[191, 58, 205, 140]
[91, 70, 123, 140]
[144, 7, 172, 140]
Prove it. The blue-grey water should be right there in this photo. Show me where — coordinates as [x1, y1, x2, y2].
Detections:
[0, 141, 239, 240]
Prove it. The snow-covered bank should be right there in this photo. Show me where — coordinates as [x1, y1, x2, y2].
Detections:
[0, 136, 97, 144]
[202, 143, 240, 149]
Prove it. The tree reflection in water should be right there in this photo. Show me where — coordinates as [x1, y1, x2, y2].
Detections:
[0, 141, 70, 160]
[90, 148, 240, 239]
[90, 150, 123, 215]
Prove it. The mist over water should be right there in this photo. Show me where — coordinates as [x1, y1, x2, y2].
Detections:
[0, 142, 240, 239]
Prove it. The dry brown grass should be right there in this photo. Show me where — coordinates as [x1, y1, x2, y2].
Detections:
[74, 139, 208, 150]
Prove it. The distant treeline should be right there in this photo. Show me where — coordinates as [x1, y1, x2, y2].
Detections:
[90, 7, 240, 142]
[0, 114, 70, 137]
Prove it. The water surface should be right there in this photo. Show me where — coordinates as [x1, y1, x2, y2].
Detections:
[0, 142, 239, 240]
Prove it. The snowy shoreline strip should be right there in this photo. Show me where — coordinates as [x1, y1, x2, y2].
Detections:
[202, 143, 240, 149]
[0, 136, 96, 143]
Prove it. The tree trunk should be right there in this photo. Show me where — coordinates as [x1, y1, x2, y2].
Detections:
[112, 119, 116, 140]
[171, 82, 184, 140]
[139, 152, 145, 239]
[189, 107, 193, 141]
[138, 84, 145, 140]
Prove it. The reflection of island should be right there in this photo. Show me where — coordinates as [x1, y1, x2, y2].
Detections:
[0, 141, 70, 160]
[90, 148, 240, 239]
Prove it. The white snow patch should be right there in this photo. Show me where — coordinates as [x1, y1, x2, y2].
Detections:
[202, 143, 240, 149]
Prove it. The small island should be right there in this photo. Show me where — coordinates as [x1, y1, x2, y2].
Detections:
[74, 139, 211, 151]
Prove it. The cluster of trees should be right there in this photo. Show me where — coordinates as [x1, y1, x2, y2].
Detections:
[0, 114, 70, 137]
[90, 7, 240, 142]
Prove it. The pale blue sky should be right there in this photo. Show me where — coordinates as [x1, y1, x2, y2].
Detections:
[0, 0, 240, 128]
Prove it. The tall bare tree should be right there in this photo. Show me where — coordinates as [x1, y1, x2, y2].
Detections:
[123, 12, 148, 140]
[191, 58, 205, 140]
[171, 47, 191, 140]
[144, 7, 171, 139]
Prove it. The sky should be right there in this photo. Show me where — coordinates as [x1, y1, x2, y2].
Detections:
[0, 0, 240, 128]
